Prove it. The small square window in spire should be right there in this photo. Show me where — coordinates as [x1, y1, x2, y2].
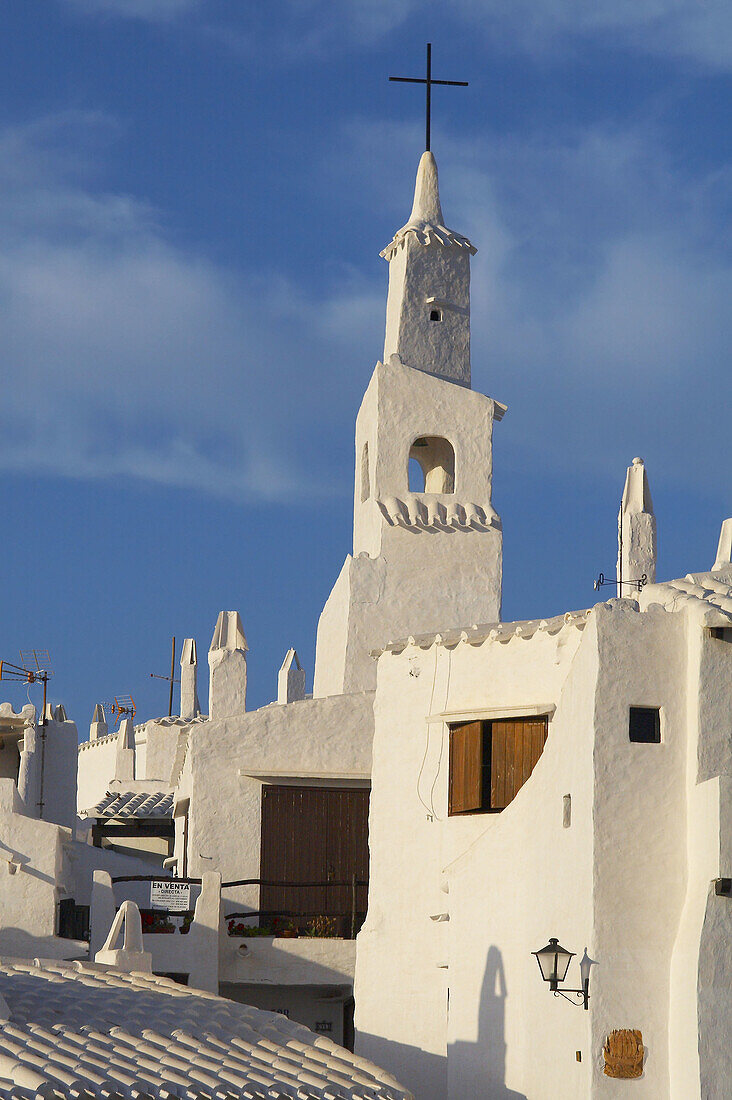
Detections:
[429, 308, 443, 322]
[629, 706, 661, 743]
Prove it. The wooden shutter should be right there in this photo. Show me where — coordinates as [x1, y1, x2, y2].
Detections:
[448, 722, 483, 815]
[490, 717, 548, 809]
[324, 789, 369, 926]
[260, 786, 369, 928]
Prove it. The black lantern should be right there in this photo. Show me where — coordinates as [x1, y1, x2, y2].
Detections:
[532, 937, 589, 1009]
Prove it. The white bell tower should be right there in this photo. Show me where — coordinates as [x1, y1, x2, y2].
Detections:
[313, 151, 505, 698]
[382, 151, 474, 387]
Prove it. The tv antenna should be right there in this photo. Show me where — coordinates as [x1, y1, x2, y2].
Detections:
[0, 649, 55, 818]
[102, 695, 136, 727]
[150, 636, 179, 717]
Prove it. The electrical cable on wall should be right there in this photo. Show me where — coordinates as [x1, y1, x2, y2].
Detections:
[428, 648, 452, 819]
[415, 645, 440, 817]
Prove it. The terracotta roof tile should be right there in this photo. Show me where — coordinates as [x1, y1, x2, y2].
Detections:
[0, 958, 412, 1100]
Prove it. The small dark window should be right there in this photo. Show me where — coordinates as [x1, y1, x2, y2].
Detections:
[629, 706, 661, 743]
[709, 627, 732, 642]
[429, 308, 442, 322]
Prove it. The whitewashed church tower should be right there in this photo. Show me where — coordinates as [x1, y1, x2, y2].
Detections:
[313, 151, 505, 697]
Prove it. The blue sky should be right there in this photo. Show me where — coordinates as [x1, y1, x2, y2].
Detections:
[1, 0, 730, 727]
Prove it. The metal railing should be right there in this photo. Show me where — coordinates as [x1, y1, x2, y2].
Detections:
[110, 874, 369, 940]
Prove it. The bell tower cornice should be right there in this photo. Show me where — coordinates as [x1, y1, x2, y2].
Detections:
[380, 151, 476, 261]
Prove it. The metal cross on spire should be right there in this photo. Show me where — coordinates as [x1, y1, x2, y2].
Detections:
[389, 43, 468, 153]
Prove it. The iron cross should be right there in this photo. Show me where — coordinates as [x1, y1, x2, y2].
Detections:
[389, 43, 468, 153]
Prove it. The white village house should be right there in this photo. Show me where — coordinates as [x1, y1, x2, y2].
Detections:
[0, 135, 730, 1099]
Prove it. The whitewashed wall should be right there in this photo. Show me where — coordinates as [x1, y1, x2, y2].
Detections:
[355, 598, 719, 1099]
[176, 691, 374, 976]
[354, 614, 586, 1098]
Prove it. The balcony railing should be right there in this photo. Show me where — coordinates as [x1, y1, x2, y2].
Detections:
[111, 874, 368, 940]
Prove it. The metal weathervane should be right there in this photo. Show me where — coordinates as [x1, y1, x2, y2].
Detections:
[389, 43, 468, 152]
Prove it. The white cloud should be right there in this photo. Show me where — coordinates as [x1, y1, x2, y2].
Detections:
[346, 115, 732, 491]
[0, 113, 379, 502]
[277, 0, 732, 70]
[447, 0, 732, 69]
[2, 109, 730, 507]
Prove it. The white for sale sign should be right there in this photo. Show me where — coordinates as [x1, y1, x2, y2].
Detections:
[150, 879, 191, 911]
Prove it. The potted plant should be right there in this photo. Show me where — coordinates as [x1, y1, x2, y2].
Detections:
[302, 915, 338, 938]
[273, 917, 298, 938]
[227, 919, 273, 937]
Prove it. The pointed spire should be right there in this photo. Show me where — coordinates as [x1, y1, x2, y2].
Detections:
[278, 648, 306, 704]
[114, 717, 135, 781]
[208, 611, 248, 720]
[408, 151, 444, 226]
[89, 703, 108, 742]
[713, 519, 732, 571]
[210, 611, 248, 653]
[180, 637, 200, 721]
[381, 151, 475, 387]
[617, 457, 656, 596]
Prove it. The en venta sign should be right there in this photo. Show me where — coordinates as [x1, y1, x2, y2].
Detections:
[150, 879, 191, 912]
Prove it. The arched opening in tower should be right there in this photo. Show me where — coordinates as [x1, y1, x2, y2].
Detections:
[408, 436, 455, 494]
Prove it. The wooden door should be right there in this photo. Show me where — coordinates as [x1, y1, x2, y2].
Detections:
[260, 785, 369, 932]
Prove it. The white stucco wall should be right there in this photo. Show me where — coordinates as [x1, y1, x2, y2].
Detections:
[0, 779, 72, 958]
[443, 615, 599, 1100]
[667, 616, 732, 1099]
[77, 733, 119, 813]
[220, 934, 357, 987]
[589, 602, 688, 1099]
[355, 598, 710, 1099]
[314, 358, 503, 699]
[177, 691, 374, 959]
[90, 870, 222, 992]
[354, 614, 587, 1099]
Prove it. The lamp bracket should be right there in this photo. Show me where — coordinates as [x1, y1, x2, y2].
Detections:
[553, 979, 590, 1010]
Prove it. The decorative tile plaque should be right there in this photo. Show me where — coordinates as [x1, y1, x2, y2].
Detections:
[603, 1029, 644, 1079]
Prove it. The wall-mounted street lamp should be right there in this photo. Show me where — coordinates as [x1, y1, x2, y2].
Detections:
[532, 937, 589, 1010]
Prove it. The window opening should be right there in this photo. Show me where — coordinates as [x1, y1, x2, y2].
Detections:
[429, 308, 443, 322]
[408, 436, 455, 494]
[360, 442, 370, 502]
[628, 706, 661, 743]
[448, 716, 548, 815]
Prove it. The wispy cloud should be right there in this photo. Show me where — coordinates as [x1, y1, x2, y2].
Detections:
[336, 113, 732, 495]
[57, 0, 732, 70]
[2, 108, 729, 506]
[0, 113, 380, 502]
[453, 0, 732, 70]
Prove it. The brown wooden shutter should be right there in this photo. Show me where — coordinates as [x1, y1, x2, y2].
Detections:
[260, 786, 370, 930]
[490, 716, 548, 809]
[448, 722, 483, 814]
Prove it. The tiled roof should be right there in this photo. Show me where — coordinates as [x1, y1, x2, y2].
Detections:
[85, 790, 174, 819]
[371, 609, 591, 657]
[371, 567, 732, 658]
[640, 568, 732, 618]
[0, 958, 412, 1099]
